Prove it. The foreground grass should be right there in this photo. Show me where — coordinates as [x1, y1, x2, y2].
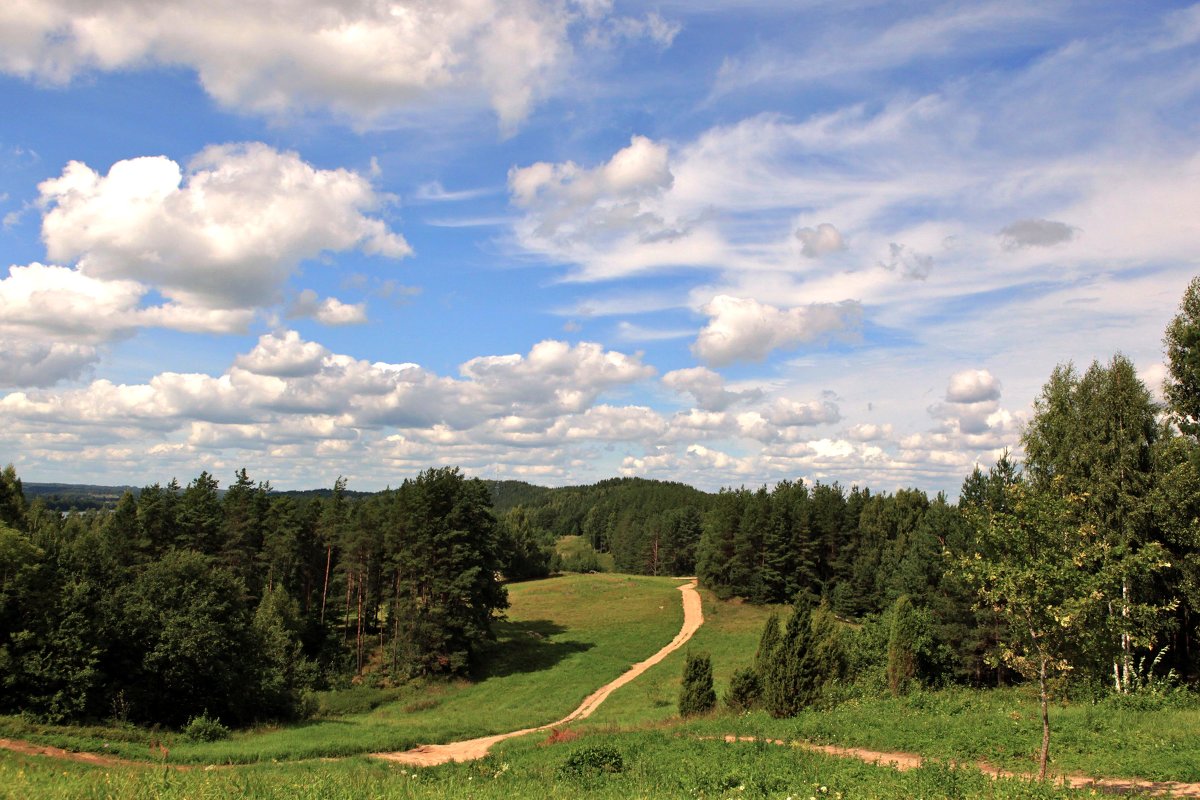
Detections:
[0, 573, 685, 764]
[0, 729, 1123, 800]
[680, 688, 1200, 783]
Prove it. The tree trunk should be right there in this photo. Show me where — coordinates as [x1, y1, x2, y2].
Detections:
[1038, 656, 1050, 781]
[320, 544, 332, 625]
[356, 567, 364, 675]
[1121, 577, 1132, 691]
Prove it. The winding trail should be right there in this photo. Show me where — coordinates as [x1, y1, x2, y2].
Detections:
[371, 578, 704, 766]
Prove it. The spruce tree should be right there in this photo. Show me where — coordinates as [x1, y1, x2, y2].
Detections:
[678, 651, 716, 716]
[886, 594, 919, 696]
[762, 598, 823, 717]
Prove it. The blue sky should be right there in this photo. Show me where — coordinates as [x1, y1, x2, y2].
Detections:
[1, 0, 1198, 495]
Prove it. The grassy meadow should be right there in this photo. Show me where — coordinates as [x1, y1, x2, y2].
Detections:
[3, 572, 1197, 798]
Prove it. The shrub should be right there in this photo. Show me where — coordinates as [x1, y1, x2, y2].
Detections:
[679, 651, 717, 717]
[558, 744, 624, 778]
[724, 666, 762, 711]
[182, 712, 229, 742]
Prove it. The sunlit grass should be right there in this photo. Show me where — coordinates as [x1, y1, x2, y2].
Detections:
[1, 730, 1120, 800]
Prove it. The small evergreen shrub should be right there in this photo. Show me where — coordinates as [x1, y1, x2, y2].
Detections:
[558, 744, 625, 778]
[679, 651, 717, 717]
[182, 712, 229, 742]
[724, 666, 762, 711]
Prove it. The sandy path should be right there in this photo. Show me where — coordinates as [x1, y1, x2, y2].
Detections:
[371, 578, 704, 766]
[719, 735, 1200, 798]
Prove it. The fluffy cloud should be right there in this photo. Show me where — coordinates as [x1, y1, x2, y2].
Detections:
[509, 134, 682, 258]
[767, 398, 841, 427]
[40, 143, 409, 310]
[0, 341, 98, 389]
[1, 333, 655, 436]
[946, 369, 1002, 403]
[929, 369, 1012, 438]
[233, 331, 332, 378]
[795, 222, 846, 258]
[692, 295, 861, 367]
[662, 366, 762, 411]
[0, 262, 144, 342]
[0, 1, 675, 130]
[288, 290, 368, 326]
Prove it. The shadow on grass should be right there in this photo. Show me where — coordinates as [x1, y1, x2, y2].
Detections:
[474, 619, 594, 680]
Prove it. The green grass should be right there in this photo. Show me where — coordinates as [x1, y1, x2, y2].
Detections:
[582, 588, 781, 727]
[554, 534, 616, 572]
[680, 686, 1200, 783]
[0, 573, 684, 764]
[0, 730, 1127, 799]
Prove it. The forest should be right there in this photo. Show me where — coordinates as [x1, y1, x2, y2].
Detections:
[2, 278, 1199, 745]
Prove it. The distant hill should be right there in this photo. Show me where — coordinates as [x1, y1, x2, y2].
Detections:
[23, 482, 141, 512]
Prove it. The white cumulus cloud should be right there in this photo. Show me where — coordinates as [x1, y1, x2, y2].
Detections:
[692, 295, 861, 367]
[39, 143, 409, 311]
[0, 0, 673, 130]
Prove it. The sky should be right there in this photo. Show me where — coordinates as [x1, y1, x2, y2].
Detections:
[1, 0, 1198, 496]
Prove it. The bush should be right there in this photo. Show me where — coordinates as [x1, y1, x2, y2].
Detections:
[182, 712, 229, 742]
[558, 744, 625, 779]
[679, 651, 717, 717]
[724, 666, 762, 711]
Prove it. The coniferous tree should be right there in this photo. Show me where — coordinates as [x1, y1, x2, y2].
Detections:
[762, 598, 823, 717]
[678, 651, 716, 717]
[886, 594, 919, 696]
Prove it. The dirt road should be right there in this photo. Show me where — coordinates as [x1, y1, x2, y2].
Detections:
[371, 578, 704, 766]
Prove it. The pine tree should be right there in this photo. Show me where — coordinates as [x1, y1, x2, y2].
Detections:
[886, 594, 919, 696]
[678, 651, 716, 716]
[762, 598, 823, 717]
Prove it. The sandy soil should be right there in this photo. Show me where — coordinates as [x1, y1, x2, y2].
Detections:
[371, 578, 704, 766]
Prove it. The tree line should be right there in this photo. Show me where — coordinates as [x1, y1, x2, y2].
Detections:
[0, 467, 508, 728]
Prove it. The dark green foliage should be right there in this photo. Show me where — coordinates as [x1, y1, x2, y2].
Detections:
[386, 467, 508, 677]
[254, 586, 317, 720]
[678, 651, 716, 716]
[487, 476, 712, 575]
[724, 665, 762, 711]
[0, 465, 27, 530]
[183, 711, 230, 742]
[497, 506, 552, 581]
[761, 599, 825, 717]
[753, 613, 781, 679]
[887, 594, 919, 695]
[558, 744, 625, 779]
[1166, 275, 1200, 439]
[118, 549, 259, 727]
